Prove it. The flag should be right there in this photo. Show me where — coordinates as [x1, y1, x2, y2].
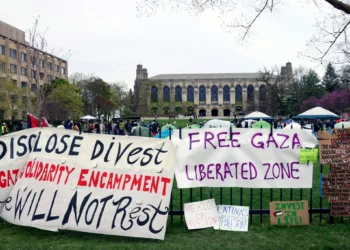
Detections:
[27, 113, 40, 128]
[273, 211, 283, 217]
[42, 117, 50, 127]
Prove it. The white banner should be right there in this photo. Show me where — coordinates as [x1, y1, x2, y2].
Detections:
[0, 129, 175, 240]
[173, 128, 317, 188]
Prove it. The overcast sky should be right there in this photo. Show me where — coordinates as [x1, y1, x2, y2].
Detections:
[2, 0, 330, 89]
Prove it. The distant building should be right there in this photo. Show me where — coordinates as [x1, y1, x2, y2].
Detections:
[0, 20, 68, 120]
[133, 63, 293, 117]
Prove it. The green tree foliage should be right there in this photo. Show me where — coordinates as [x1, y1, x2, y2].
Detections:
[48, 84, 83, 119]
[322, 63, 340, 92]
[0, 77, 27, 119]
[300, 69, 327, 99]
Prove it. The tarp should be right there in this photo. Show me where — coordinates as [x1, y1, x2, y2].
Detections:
[202, 119, 233, 129]
[244, 111, 273, 120]
[294, 107, 340, 119]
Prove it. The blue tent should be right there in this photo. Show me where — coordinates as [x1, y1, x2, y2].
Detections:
[154, 129, 173, 139]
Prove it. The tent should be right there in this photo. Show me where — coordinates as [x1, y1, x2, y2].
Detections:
[244, 111, 273, 120]
[252, 120, 271, 129]
[334, 122, 350, 129]
[241, 119, 256, 128]
[131, 126, 153, 137]
[293, 107, 340, 119]
[154, 129, 173, 139]
[184, 124, 201, 129]
[81, 115, 97, 120]
[161, 124, 177, 131]
[202, 119, 234, 129]
[284, 123, 301, 129]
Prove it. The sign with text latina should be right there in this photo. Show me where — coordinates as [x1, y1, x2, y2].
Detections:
[215, 205, 249, 232]
[173, 128, 317, 188]
[0, 129, 175, 240]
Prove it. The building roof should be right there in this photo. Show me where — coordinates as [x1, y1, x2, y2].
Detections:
[149, 73, 261, 80]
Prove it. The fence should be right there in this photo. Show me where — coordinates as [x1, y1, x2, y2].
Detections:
[131, 125, 346, 225]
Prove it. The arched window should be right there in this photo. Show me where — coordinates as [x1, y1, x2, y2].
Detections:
[247, 85, 254, 101]
[211, 86, 218, 102]
[235, 85, 242, 102]
[163, 86, 170, 102]
[151, 86, 158, 102]
[175, 86, 182, 102]
[199, 86, 206, 102]
[187, 86, 194, 102]
[259, 85, 266, 101]
[223, 85, 230, 102]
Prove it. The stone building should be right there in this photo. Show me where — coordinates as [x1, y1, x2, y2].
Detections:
[133, 63, 292, 117]
[0, 20, 68, 120]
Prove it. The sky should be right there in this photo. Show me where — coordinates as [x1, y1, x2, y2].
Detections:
[1, 0, 331, 90]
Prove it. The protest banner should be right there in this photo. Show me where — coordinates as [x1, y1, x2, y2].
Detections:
[184, 199, 219, 230]
[319, 129, 350, 216]
[173, 128, 318, 188]
[0, 129, 176, 240]
[269, 200, 309, 225]
[214, 205, 249, 232]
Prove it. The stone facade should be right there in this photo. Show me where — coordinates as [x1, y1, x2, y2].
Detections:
[133, 63, 293, 117]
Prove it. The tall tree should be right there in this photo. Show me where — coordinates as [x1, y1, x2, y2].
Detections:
[339, 65, 350, 89]
[0, 77, 27, 120]
[323, 63, 340, 92]
[137, 0, 350, 62]
[300, 69, 327, 99]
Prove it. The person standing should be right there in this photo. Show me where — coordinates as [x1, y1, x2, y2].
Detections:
[1, 123, 8, 135]
[119, 120, 125, 135]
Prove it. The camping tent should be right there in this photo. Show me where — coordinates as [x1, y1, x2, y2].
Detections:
[284, 123, 301, 129]
[334, 122, 350, 129]
[184, 124, 201, 129]
[80, 115, 97, 120]
[252, 120, 271, 129]
[161, 124, 177, 131]
[244, 111, 273, 120]
[202, 119, 234, 129]
[294, 107, 340, 119]
[241, 119, 256, 128]
[131, 126, 153, 137]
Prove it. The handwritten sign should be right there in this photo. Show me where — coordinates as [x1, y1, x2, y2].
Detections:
[299, 148, 318, 164]
[269, 200, 309, 225]
[0, 128, 176, 240]
[214, 205, 249, 232]
[173, 128, 318, 188]
[319, 129, 350, 216]
[184, 199, 219, 230]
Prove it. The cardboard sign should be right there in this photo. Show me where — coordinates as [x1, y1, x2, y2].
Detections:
[173, 128, 318, 188]
[299, 148, 318, 164]
[0, 129, 176, 240]
[215, 205, 249, 232]
[269, 200, 309, 225]
[184, 199, 219, 230]
[319, 129, 350, 165]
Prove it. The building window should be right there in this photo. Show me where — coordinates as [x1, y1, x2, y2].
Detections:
[40, 72, 44, 80]
[259, 85, 267, 101]
[247, 85, 254, 101]
[163, 86, 170, 102]
[223, 85, 230, 102]
[199, 86, 206, 102]
[61, 67, 65, 74]
[211, 86, 218, 102]
[55, 65, 59, 72]
[31, 70, 36, 79]
[9, 48, 16, 58]
[20, 52, 27, 61]
[0, 61, 5, 72]
[40, 59, 45, 68]
[48, 62, 52, 70]
[187, 86, 194, 102]
[21, 67, 27, 76]
[48, 75, 52, 83]
[31, 84, 36, 92]
[10, 64, 17, 73]
[151, 86, 158, 102]
[0, 45, 5, 55]
[175, 86, 182, 102]
[235, 85, 242, 102]
[21, 81, 27, 88]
